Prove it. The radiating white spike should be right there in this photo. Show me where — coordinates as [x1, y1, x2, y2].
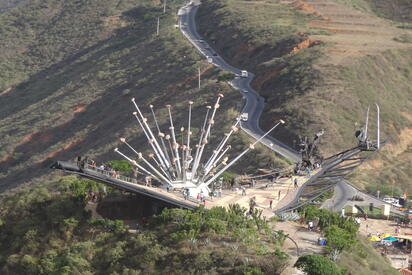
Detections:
[121, 139, 172, 180]
[132, 112, 169, 173]
[376, 103, 380, 150]
[114, 148, 160, 182]
[202, 145, 231, 182]
[204, 117, 240, 173]
[132, 98, 170, 169]
[192, 95, 223, 178]
[191, 105, 211, 176]
[149, 104, 172, 164]
[139, 153, 173, 185]
[201, 120, 285, 188]
[364, 106, 370, 142]
[167, 105, 182, 178]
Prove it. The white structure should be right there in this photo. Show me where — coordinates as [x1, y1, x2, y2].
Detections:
[115, 94, 284, 198]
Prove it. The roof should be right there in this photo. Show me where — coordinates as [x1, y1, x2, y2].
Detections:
[395, 235, 412, 241]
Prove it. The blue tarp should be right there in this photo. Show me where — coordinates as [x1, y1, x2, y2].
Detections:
[383, 236, 398, 242]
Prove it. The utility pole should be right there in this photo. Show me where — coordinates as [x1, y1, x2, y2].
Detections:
[156, 17, 160, 36]
[198, 67, 201, 90]
[163, 0, 167, 13]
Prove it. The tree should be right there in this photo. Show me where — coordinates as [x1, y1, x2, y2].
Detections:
[324, 225, 356, 253]
[294, 254, 344, 275]
[106, 160, 133, 173]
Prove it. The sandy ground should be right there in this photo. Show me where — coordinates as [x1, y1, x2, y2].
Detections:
[358, 218, 412, 237]
[274, 221, 324, 274]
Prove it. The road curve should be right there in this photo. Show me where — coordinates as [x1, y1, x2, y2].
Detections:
[178, 2, 301, 163]
[322, 180, 405, 216]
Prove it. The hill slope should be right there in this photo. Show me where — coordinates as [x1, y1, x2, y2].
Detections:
[0, 0, 285, 191]
[196, 0, 412, 194]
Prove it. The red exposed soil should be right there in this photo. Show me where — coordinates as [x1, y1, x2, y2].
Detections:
[289, 39, 321, 54]
[293, 1, 323, 18]
[73, 104, 87, 113]
[0, 87, 13, 96]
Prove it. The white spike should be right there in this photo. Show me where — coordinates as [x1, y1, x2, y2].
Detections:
[364, 106, 370, 142]
[201, 120, 285, 188]
[376, 103, 380, 150]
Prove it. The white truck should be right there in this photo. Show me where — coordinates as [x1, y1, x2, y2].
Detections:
[241, 70, 248, 78]
[241, 113, 248, 122]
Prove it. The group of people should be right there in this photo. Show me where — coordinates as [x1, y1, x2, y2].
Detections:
[196, 191, 206, 205]
[78, 156, 120, 178]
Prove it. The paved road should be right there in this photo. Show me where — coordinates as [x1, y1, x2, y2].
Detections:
[321, 180, 356, 211]
[178, 2, 301, 163]
[322, 180, 405, 216]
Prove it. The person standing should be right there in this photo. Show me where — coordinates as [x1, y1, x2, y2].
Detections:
[278, 190, 281, 200]
[294, 178, 298, 188]
[230, 178, 235, 190]
[269, 200, 273, 209]
[308, 221, 314, 231]
[241, 186, 246, 196]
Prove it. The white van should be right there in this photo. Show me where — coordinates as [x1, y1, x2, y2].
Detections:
[241, 113, 248, 122]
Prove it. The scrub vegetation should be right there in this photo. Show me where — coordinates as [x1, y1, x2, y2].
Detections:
[0, 176, 290, 274]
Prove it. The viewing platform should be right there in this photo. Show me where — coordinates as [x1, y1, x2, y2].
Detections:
[51, 161, 317, 218]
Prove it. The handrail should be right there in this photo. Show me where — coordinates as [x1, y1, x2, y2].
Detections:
[82, 163, 207, 204]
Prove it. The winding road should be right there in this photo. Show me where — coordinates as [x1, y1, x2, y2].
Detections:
[178, 2, 301, 163]
[178, 1, 392, 214]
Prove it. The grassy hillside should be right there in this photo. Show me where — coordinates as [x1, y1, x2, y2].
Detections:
[0, 0, 287, 191]
[197, 0, 412, 194]
[337, 237, 398, 275]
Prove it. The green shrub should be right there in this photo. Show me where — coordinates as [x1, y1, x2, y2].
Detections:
[295, 254, 345, 275]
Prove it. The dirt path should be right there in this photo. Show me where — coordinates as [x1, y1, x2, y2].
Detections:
[274, 221, 324, 274]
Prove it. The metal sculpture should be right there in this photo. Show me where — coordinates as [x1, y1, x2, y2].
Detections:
[114, 94, 285, 198]
[275, 104, 383, 214]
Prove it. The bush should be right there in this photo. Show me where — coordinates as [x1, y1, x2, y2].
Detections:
[105, 160, 133, 173]
[324, 225, 356, 253]
[217, 72, 235, 82]
[294, 254, 345, 275]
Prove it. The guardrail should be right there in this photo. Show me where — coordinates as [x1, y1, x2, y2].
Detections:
[84, 164, 143, 185]
[83, 164, 207, 204]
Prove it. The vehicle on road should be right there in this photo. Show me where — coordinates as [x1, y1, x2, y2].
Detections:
[241, 113, 248, 122]
[383, 197, 398, 204]
[212, 53, 218, 56]
[206, 56, 213, 63]
[241, 70, 248, 78]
